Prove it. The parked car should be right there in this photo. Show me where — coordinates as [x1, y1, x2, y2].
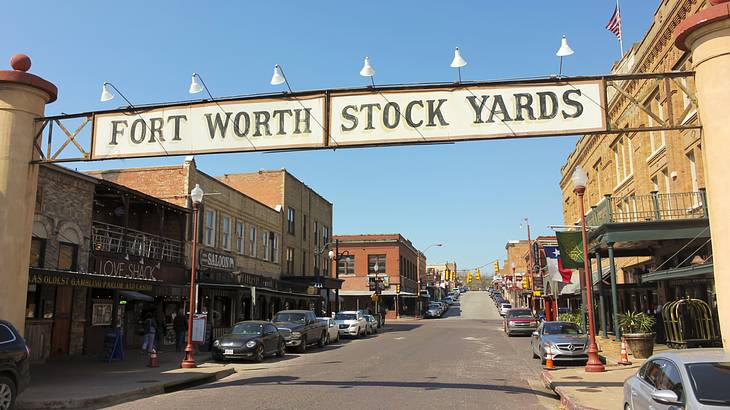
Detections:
[272, 310, 328, 353]
[212, 321, 285, 362]
[530, 321, 589, 365]
[318, 317, 340, 344]
[503, 309, 539, 336]
[364, 315, 379, 334]
[434, 301, 448, 314]
[499, 303, 512, 316]
[425, 303, 442, 318]
[0, 320, 30, 410]
[334, 311, 367, 338]
[623, 348, 730, 410]
[442, 297, 454, 306]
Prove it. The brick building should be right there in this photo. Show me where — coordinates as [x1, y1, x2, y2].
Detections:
[559, 0, 717, 341]
[332, 234, 423, 319]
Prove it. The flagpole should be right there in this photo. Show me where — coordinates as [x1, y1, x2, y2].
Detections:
[617, 0, 625, 58]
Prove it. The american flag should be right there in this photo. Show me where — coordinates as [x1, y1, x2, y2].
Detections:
[606, 6, 622, 41]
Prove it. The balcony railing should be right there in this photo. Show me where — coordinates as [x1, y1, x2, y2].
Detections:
[585, 190, 708, 227]
[92, 221, 184, 264]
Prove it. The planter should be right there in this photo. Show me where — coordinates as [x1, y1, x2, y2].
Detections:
[623, 333, 656, 359]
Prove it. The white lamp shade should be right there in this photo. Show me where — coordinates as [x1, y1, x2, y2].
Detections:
[571, 165, 588, 189]
[556, 35, 574, 57]
[189, 74, 203, 94]
[327, 250, 334, 259]
[100, 83, 114, 102]
[190, 183, 204, 204]
[450, 47, 467, 68]
[360, 56, 375, 77]
[270, 64, 286, 86]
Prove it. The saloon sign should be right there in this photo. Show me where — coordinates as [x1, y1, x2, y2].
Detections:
[91, 79, 605, 159]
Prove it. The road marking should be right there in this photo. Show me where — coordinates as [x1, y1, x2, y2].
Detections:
[394, 336, 406, 340]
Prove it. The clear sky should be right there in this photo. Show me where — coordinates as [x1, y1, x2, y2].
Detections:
[3, 1, 660, 271]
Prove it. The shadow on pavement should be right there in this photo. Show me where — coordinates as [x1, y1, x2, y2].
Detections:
[197, 375, 556, 398]
[380, 323, 422, 332]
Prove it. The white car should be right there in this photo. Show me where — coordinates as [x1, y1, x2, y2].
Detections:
[499, 303, 512, 316]
[334, 311, 367, 338]
[317, 317, 340, 344]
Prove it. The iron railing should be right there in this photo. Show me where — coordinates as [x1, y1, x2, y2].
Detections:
[92, 221, 184, 263]
[585, 190, 708, 227]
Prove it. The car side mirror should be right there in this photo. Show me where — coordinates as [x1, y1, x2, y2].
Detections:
[532, 331, 539, 337]
[651, 390, 680, 405]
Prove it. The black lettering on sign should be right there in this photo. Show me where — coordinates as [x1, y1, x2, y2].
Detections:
[562, 90, 584, 119]
[537, 92, 559, 120]
[293, 108, 312, 134]
[130, 119, 147, 144]
[426, 99, 449, 126]
[405, 100, 424, 128]
[148, 117, 164, 143]
[272, 109, 293, 135]
[486, 95, 513, 123]
[466, 95, 489, 124]
[233, 112, 250, 137]
[360, 103, 381, 130]
[110, 120, 127, 145]
[341, 105, 358, 131]
[513, 93, 536, 121]
[253, 111, 272, 137]
[383, 102, 400, 129]
[205, 112, 231, 139]
[167, 115, 186, 141]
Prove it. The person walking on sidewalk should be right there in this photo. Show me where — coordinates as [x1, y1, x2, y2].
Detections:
[173, 310, 187, 352]
[141, 313, 157, 353]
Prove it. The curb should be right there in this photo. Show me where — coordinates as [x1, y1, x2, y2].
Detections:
[540, 370, 600, 410]
[17, 367, 236, 410]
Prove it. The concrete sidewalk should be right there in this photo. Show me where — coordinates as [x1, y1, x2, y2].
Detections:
[17, 349, 235, 409]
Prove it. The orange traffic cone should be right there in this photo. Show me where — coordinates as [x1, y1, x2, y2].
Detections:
[545, 344, 555, 370]
[148, 348, 159, 368]
[618, 339, 632, 365]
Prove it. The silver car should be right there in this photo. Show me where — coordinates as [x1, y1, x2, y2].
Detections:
[334, 311, 367, 338]
[530, 321, 588, 364]
[624, 348, 730, 409]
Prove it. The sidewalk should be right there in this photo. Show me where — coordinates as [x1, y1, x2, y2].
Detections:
[540, 337, 669, 410]
[17, 349, 235, 409]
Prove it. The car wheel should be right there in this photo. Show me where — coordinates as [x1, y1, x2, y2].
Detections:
[373, 327, 378, 334]
[507, 331, 513, 337]
[532, 350, 539, 359]
[0, 375, 17, 410]
[254, 345, 265, 363]
[276, 340, 286, 357]
[318, 331, 327, 348]
[297, 336, 307, 353]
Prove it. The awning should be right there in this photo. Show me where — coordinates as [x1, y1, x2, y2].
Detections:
[119, 290, 154, 301]
[642, 263, 714, 283]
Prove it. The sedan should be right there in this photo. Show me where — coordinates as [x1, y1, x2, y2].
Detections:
[318, 317, 340, 344]
[334, 311, 367, 338]
[530, 321, 589, 365]
[364, 315, 379, 335]
[425, 303, 442, 319]
[503, 309, 539, 336]
[499, 303, 512, 316]
[624, 349, 730, 409]
[0, 320, 30, 410]
[212, 321, 285, 362]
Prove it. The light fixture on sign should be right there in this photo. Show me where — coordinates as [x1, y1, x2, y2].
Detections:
[556, 35, 574, 77]
[100, 83, 114, 102]
[450, 47, 467, 83]
[269, 64, 293, 93]
[359, 56, 375, 87]
[188, 73, 203, 94]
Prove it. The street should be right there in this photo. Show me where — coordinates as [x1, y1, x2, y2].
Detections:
[109, 292, 557, 410]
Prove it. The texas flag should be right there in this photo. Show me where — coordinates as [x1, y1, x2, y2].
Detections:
[545, 246, 573, 283]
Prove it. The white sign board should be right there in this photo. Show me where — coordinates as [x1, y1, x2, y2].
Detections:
[90, 80, 605, 159]
[191, 314, 206, 343]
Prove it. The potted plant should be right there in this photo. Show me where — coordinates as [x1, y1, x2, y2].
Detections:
[617, 311, 656, 359]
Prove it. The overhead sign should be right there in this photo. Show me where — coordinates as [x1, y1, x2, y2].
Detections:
[199, 249, 236, 272]
[89, 80, 605, 160]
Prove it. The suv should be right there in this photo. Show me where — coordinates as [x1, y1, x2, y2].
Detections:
[334, 311, 367, 338]
[0, 320, 31, 410]
[272, 310, 328, 353]
[499, 303, 512, 316]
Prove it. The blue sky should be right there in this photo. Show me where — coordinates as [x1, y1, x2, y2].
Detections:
[3, 1, 659, 271]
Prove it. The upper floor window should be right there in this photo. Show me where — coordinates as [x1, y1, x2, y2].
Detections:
[611, 134, 633, 185]
[249, 226, 257, 257]
[647, 90, 666, 155]
[286, 248, 294, 274]
[30, 237, 46, 268]
[235, 221, 244, 254]
[287, 207, 296, 235]
[302, 214, 307, 240]
[262, 230, 271, 261]
[272, 233, 280, 263]
[338, 255, 355, 275]
[204, 209, 216, 247]
[58, 242, 78, 271]
[221, 215, 231, 251]
[368, 254, 386, 274]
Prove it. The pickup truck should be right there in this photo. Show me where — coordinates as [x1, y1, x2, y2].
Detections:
[272, 310, 328, 353]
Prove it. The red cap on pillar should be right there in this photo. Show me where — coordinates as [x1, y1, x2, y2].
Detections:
[675, 1, 730, 50]
[0, 53, 58, 102]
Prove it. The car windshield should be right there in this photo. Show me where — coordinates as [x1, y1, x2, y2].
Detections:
[428, 304, 439, 309]
[507, 310, 533, 318]
[335, 313, 356, 321]
[501, 304, 512, 309]
[365, 316, 374, 322]
[543, 323, 582, 335]
[230, 323, 263, 335]
[686, 362, 730, 406]
[273, 313, 306, 324]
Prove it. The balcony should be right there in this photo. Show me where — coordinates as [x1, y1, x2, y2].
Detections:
[585, 190, 708, 228]
[92, 221, 184, 264]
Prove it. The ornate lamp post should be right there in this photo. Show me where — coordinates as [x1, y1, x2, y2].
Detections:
[416, 243, 443, 318]
[181, 184, 204, 369]
[572, 165, 605, 373]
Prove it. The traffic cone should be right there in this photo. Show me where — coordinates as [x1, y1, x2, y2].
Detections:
[148, 348, 159, 368]
[618, 339, 632, 365]
[545, 344, 555, 370]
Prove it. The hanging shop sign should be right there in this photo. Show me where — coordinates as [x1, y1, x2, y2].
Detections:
[199, 249, 236, 272]
[88, 80, 605, 160]
[94, 254, 157, 280]
[29, 268, 154, 291]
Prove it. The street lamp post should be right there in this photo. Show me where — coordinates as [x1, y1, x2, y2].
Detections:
[572, 165, 605, 373]
[416, 243, 443, 319]
[182, 184, 204, 369]
[328, 239, 349, 314]
[511, 262, 517, 307]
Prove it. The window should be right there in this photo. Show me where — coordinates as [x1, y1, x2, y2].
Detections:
[221, 215, 231, 250]
[647, 90, 666, 155]
[687, 151, 699, 193]
[338, 255, 355, 275]
[58, 242, 78, 271]
[651, 175, 659, 192]
[313, 221, 319, 247]
[235, 221, 244, 254]
[287, 207, 295, 235]
[592, 160, 602, 201]
[286, 248, 294, 274]
[368, 254, 386, 274]
[302, 214, 307, 240]
[204, 209, 216, 247]
[322, 227, 329, 275]
[642, 359, 685, 403]
[272, 233, 279, 263]
[686, 362, 730, 406]
[262, 230, 270, 260]
[249, 226, 257, 257]
[301, 250, 307, 275]
[30, 237, 45, 268]
[0, 324, 16, 344]
[612, 134, 633, 185]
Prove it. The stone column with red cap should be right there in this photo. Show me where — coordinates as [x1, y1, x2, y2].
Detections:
[675, 0, 730, 350]
[0, 54, 57, 334]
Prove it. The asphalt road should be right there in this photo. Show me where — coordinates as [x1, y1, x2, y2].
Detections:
[109, 291, 558, 410]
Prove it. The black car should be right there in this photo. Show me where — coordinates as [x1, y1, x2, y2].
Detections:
[212, 321, 285, 362]
[0, 320, 31, 410]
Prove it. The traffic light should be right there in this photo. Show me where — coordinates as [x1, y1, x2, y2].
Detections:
[467, 271, 473, 282]
[396, 284, 401, 293]
[450, 271, 455, 282]
[493, 261, 500, 273]
[444, 269, 450, 281]
[522, 277, 530, 289]
[475, 268, 481, 281]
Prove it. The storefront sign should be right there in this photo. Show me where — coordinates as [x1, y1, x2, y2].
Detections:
[94, 255, 157, 280]
[29, 269, 154, 291]
[200, 250, 236, 272]
[89, 80, 605, 159]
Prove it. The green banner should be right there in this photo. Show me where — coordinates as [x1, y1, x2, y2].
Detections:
[556, 231, 584, 269]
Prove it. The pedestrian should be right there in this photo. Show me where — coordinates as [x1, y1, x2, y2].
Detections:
[173, 310, 187, 352]
[379, 306, 386, 326]
[141, 313, 157, 353]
